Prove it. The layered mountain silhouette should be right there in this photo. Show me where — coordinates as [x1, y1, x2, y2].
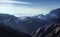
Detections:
[0, 8, 60, 37]
[20, 8, 60, 33]
[31, 8, 60, 37]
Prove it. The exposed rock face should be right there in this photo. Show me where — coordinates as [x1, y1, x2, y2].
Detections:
[32, 24, 60, 37]
[0, 23, 32, 37]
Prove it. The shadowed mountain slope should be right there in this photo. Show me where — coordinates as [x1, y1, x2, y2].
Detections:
[0, 23, 32, 37]
[32, 24, 60, 37]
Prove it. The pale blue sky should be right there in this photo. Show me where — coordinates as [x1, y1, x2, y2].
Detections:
[0, 0, 60, 17]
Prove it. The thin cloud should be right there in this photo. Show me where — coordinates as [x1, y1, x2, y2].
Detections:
[0, 1, 32, 5]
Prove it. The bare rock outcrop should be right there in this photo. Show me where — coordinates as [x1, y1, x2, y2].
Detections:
[32, 24, 60, 37]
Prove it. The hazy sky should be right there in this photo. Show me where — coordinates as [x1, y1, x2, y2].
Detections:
[0, 0, 60, 17]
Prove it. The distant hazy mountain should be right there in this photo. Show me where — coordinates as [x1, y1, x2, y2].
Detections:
[23, 8, 60, 33]
[0, 8, 60, 34]
[32, 8, 60, 37]
[0, 14, 22, 32]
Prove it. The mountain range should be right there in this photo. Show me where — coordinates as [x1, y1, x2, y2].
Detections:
[0, 8, 60, 34]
